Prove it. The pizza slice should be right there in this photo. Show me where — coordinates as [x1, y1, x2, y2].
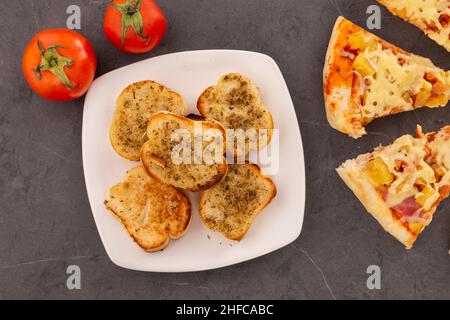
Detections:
[324, 17, 449, 138]
[337, 125, 450, 249]
[377, 0, 450, 52]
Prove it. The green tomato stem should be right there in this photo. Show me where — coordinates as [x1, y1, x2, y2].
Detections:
[111, 0, 149, 46]
[34, 39, 74, 89]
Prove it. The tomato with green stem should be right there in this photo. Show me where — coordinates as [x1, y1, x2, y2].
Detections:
[22, 29, 97, 102]
[103, 0, 168, 54]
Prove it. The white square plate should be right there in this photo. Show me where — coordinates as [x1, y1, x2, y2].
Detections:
[82, 50, 305, 272]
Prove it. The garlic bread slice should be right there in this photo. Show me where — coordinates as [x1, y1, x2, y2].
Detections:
[110, 80, 188, 161]
[141, 112, 228, 192]
[199, 164, 276, 240]
[104, 166, 191, 252]
[197, 73, 274, 157]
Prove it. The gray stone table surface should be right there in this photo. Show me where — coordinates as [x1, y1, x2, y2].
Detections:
[0, 0, 449, 299]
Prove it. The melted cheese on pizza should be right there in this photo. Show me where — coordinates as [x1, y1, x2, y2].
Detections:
[362, 46, 425, 118]
[377, 134, 438, 211]
[428, 127, 450, 188]
[380, 0, 450, 50]
[430, 129, 450, 169]
[362, 126, 450, 227]
[337, 125, 450, 243]
[356, 44, 448, 118]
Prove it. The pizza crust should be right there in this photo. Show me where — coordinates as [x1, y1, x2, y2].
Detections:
[324, 17, 366, 138]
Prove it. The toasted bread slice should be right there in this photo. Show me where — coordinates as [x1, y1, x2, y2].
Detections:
[141, 111, 228, 192]
[110, 80, 188, 161]
[197, 73, 274, 157]
[199, 164, 276, 240]
[104, 166, 191, 252]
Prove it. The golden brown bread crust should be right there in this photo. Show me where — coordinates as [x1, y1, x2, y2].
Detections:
[199, 163, 276, 240]
[197, 73, 274, 157]
[104, 166, 192, 252]
[140, 111, 228, 192]
[110, 80, 188, 161]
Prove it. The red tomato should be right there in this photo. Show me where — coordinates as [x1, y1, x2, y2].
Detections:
[103, 0, 168, 54]
[22, 29, 97, 102]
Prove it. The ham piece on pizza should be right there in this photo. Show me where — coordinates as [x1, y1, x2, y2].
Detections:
[337, 125, 450, 249]
[324, 17, 449, 138]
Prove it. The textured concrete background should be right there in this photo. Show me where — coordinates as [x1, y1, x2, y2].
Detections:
[0, 0, 449, 299]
